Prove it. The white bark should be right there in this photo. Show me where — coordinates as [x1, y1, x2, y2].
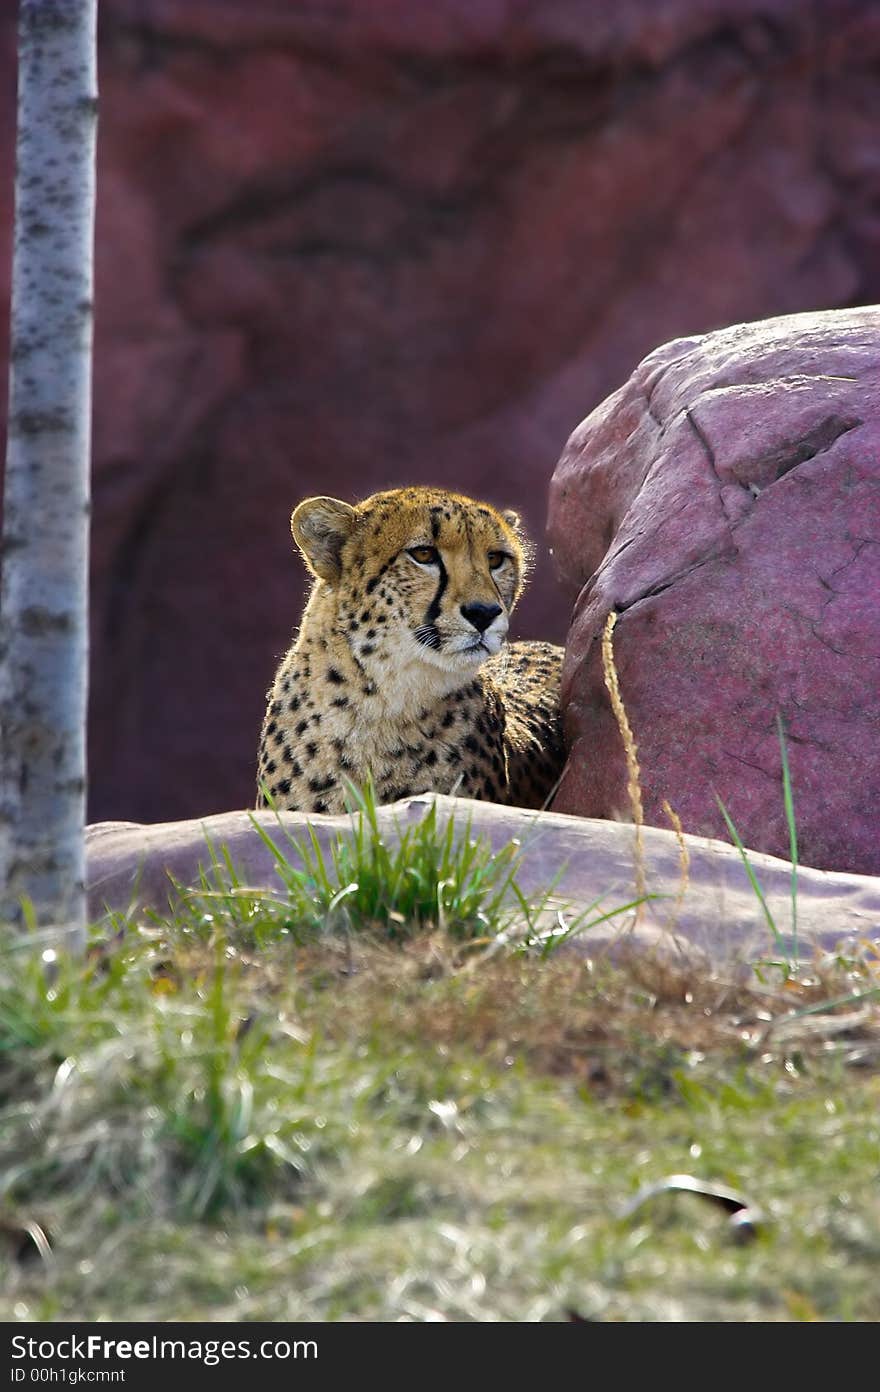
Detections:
[0, 0, 97, 946]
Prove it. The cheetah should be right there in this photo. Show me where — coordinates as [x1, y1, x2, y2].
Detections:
[257, 487, 566, 815]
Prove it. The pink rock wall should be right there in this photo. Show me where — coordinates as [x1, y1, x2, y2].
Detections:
[1, 0, 879, 821]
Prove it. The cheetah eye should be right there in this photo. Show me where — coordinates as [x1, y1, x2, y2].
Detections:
[407, 545, 439, 566]
[487, 550, 509, 570]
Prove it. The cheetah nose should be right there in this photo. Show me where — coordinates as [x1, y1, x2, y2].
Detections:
[460, 602, 502, 634]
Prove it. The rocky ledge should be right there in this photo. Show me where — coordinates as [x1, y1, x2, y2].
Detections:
[87, 795, 880, 964]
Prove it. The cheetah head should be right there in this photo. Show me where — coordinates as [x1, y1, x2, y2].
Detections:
[291, 487, 531, 689]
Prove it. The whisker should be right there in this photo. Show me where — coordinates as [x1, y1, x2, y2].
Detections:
[413, 624, 442, 650]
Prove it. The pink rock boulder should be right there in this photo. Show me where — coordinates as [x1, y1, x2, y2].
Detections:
[547, 306, 880, 875]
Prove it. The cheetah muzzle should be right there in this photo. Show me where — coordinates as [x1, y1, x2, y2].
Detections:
[257, 486, 566, 814]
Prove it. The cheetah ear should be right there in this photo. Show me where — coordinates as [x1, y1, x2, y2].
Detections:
[291, 496, 357, 581]
[500, 509, 532, 607]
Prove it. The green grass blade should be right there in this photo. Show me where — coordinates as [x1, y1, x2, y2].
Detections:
[777, 713, 798, 961]
[785, 983, 880, 1022]
[247, 812, 305, 883]
[540, 894, 661, 957]
[715, 794, 787, 960]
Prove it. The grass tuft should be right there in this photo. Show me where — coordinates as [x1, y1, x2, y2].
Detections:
[243, 780, 546, 944]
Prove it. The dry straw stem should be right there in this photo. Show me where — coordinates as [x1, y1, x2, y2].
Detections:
[661, 797, 690, 931]
[601, 612, 646, 907]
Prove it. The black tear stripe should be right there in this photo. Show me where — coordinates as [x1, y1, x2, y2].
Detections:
[425, 554, 448, 626]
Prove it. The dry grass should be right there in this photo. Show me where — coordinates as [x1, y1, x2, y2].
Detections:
[231, 931, 880, 1094]
[601, 611, 647, 906]
[660, 797, 690, 932]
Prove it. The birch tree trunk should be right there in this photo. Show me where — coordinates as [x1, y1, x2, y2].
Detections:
[0, 0, 98, 947]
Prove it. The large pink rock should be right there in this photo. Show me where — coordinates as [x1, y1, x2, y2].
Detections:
[547, 306, 880, 875]
[2, 2, 880, 822]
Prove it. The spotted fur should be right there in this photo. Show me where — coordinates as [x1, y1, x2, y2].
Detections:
[257, 487, 565, 814]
